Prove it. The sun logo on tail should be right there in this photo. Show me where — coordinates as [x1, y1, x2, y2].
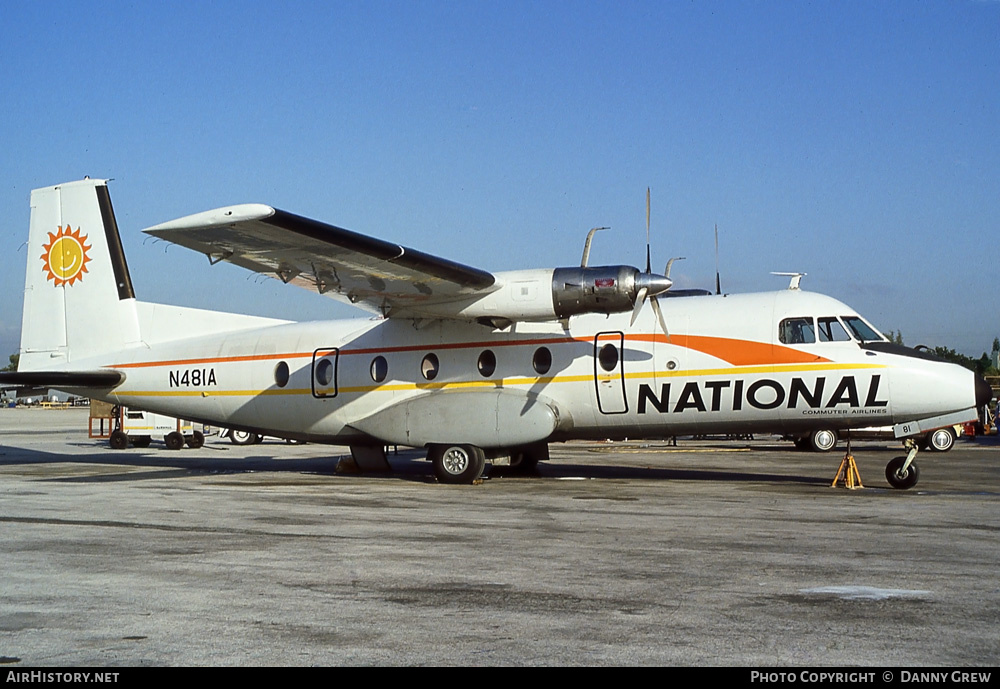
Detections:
[41, 226, 92, 286]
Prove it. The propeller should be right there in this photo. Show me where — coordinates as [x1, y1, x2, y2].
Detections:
[629, 187, 673, 337]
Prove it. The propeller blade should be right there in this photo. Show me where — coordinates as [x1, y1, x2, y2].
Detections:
[645, 187, 651, 273]
[630, 286, 648, 326]
[650, 295, 669, 340]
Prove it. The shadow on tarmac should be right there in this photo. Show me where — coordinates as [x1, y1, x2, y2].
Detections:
[0, 440, 834, 487]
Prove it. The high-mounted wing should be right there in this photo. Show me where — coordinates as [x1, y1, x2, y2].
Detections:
[144, 205, 498, 317]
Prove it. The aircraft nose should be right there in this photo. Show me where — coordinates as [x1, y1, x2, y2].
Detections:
[975, 374, 993, 408]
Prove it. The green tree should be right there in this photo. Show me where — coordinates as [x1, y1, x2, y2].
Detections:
[930, 346, 996, 377]
[930, 347, 977, 372]
[2, 353, 18, 372]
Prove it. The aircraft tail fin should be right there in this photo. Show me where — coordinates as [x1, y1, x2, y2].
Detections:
[18, 178, 141, 370]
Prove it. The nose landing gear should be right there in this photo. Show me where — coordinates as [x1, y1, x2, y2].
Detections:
[885, 438, 920, 490]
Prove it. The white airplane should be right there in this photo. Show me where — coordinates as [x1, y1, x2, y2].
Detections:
[2, 178, 991, 487]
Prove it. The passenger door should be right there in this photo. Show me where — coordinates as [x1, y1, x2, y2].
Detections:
[594, 331, 627, 414]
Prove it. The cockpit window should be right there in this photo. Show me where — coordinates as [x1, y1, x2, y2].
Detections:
[817, 317, 851, 342]
[779, 317, 816, 345]
[842, 316, 883, 343]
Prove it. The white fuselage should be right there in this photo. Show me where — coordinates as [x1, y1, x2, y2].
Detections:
[59, 289, 978, 448]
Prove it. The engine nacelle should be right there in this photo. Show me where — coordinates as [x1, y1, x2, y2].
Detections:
[551, 266, 644, 318]
[408, 265, 672, 325]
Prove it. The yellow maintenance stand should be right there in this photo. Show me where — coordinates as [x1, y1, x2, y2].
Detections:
[831, 436, 864, 489]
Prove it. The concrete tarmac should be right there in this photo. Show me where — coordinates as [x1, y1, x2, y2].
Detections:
[1, 407, 998, 666]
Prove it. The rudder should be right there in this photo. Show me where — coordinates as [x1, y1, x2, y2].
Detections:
[19, 178, 141, 370]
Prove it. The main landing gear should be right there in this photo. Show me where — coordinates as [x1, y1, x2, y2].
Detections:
[427, 443, 548, 484]
[885, 438, 920, 490]
[793, 429, 838, 452]
[429, 444, 486, 484]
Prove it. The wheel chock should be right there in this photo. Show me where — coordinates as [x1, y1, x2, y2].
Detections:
[831, 452, 864, 489]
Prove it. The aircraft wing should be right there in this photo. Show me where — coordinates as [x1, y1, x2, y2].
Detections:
[144, 205, 498, 317]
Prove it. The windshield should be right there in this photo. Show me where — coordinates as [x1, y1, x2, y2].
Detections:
[842, 316, 884, 343]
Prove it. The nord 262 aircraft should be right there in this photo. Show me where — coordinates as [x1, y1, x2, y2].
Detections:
[2, 178, 991, 486]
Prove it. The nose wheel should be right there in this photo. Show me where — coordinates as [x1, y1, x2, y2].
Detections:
[885, 439, 920, 490]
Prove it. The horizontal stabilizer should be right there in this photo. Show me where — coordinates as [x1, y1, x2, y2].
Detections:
[0, 370, 125, 389]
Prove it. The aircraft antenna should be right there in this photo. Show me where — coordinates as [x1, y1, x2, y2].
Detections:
[714, 223, 721, 295]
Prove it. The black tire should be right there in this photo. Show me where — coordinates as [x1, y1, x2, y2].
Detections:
[165, 431, 185, 451]
[186, 430, 205, 449]
[509, 451, 540, 474]
[793, 437, 811, 451]
[809, 429, 838, 452]
[429, 444, 486, 484]
[926, 428, 955, 453]
[885, 456, 920, 489]
[130, 435, 151, 448]
[507, 442, 547, 475]
[109, 430, 129, 450]
[229, 430, 257, 446]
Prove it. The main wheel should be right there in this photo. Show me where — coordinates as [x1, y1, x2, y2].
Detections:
[186, 430, 205, 449]
[109, 429, 129, 450]
[809, 429, 838, 452]
[793, 437, 811, 451]
[229, 430, 257, 446]
[507, 442, 548, 475]
[509, 450, 540, 474]
[429, 444, 486, 484]
[926, 428, 955, 453]
[885, 456, 920, 489]
[164, 431, 185, 451]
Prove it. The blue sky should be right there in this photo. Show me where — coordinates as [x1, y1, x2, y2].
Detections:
[1, 1, 997, 359]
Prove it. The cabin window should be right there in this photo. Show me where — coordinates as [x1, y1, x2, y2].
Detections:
[370, 356, 388, 383]
[274, 361, 290, 388]
[421, 353, 439, 381]
[779, 317, 815, 344]
[598, 343, 619, 372]
[315, 358, 335, 386]
[477, 350, 496, 377]
[532, 347, 552, 375]
[817, 317, 851, 342]
[842, 316, 883, 343]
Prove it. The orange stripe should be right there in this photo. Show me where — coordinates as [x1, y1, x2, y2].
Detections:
[627, 333, 830, 366]
[339, 335, 586, 355]
[112, 351, 310, 369]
